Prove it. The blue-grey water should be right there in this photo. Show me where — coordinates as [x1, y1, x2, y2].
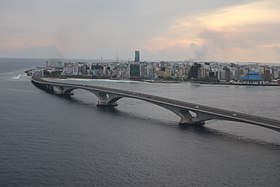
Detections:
[0, 58, 280, 186]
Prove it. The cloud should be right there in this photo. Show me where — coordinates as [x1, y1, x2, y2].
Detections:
[143, 0, 280, 62]
[199, 0, 280, 29]
[0, 0, 279, 62]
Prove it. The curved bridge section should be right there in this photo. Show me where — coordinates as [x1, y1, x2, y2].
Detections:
[31, 71, 280, 132]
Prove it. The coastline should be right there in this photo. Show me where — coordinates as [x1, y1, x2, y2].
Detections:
[196, 81, 280, 86]
[27, 68, 280, 86]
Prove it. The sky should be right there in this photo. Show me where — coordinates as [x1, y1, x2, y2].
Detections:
[0, 0, 280, 62]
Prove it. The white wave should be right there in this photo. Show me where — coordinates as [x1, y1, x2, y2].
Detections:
[12, 74, 22, 79]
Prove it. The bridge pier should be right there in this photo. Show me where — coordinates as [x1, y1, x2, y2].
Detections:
[58, 87, 122, 106]
[178, 113, 206, 125]
[89, 91, 122, 107]
[152, 103, 206, 125]
[96, 101, 118, 107]
[179, 121, 205, 126]
[177, 109, 196, 124]
[53, 86, 74, 95]
[178, 111, 225, 126]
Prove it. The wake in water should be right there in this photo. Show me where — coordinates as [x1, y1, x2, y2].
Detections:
[11, 71, 29, 80]
[0, 68, 30, 80]
[12, 74, 22, 79]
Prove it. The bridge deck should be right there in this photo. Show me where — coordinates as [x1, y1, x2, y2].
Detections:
[31, 73, 280, 132]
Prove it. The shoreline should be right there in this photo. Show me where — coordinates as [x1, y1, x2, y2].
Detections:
[41, 76, 280, 86]
[27, 68, 280, 86]
[197, 82, 280, 86]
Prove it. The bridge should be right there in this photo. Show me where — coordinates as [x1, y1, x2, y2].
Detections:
[31, 71, 280, 132]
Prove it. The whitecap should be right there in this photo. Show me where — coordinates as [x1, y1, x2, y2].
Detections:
[12, 74, 22, 79]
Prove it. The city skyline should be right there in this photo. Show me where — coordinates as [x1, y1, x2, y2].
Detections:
[1, 0, 280, 63]
[43, 59, 280, 83]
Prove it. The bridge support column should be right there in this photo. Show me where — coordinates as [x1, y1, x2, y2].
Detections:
[179, 110, 226, 125]
[153, 103, 205, 125]
[97, 101, 118, 107]
[178, 110, 205, 125]
[89, 91, 122, 107]
[177, 109, 196, 124]
[53, 86, 74, 95]
[45, 84, 54, 93]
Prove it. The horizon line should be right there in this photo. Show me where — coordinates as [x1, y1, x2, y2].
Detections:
[0, 57, 279, 65]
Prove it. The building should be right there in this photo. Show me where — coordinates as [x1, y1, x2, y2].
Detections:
[240, 71, 264, 84]
[62, 62, 79, 75]
[134, 50, 140, 63]
[189, 63, 201, 79]
[223, 67, 231, 82]
[130, 64, 140, 78]
[91, 64, 104, 78]
[164, 67, 172, 78]
[146, 64, 154, 79]
[46, 59, 60, 68]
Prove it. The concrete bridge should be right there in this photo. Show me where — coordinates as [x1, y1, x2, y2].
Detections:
[31, 71, 280, 132]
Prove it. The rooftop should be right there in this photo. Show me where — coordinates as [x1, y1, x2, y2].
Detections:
[240, 71, 263, 81]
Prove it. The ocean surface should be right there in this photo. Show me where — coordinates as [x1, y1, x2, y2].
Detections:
[0, 58, 280, 186]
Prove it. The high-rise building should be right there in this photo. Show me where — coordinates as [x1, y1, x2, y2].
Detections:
[134, 50, 140, 62]
[57, 61, 63, 69]
[189, 63, 201, 79]
[130, 64, 140, 78]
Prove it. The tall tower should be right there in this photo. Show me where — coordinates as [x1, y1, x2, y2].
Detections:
[134, 50, 140, 63]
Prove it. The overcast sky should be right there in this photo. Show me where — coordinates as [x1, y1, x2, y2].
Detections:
[0, 0, 280, 62]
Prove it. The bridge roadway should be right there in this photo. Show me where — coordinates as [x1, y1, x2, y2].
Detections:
[31, 72, 280, 132]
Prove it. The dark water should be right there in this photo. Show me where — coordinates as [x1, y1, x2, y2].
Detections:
[0, 58, 280, 186]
